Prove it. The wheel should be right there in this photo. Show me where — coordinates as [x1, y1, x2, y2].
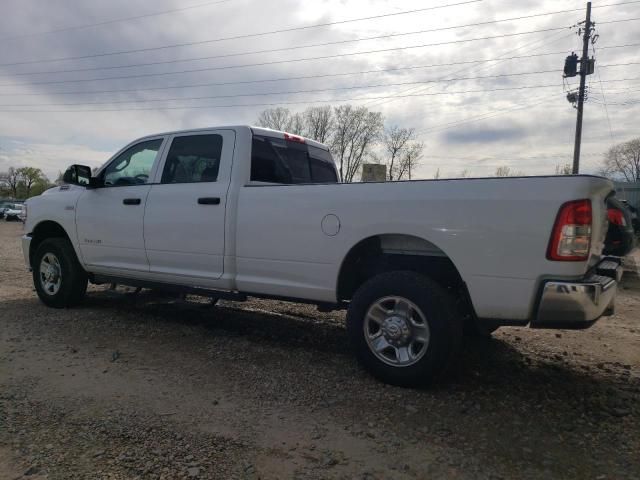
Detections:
[347, 271, 462, 387]
[33, 238, 88, 308]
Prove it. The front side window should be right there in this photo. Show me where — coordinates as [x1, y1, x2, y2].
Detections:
[103, 139, 163, 187]
[161, 134, 223, 184]
[250, 135, 338, 184]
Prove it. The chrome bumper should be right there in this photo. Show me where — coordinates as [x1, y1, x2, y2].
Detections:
[532, 258, 622, 329]
[21, 234, 32, 271]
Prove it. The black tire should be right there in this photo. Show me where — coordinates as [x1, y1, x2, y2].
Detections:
[346, 271, 462, 387]
[33, 238, 88, 308]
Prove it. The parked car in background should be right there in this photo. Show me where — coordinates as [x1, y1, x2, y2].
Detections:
[4, 204, 26, 222]
[20, 126, 627, 386]
[604, 197, 637, 257]
[0, 201, 15, 219]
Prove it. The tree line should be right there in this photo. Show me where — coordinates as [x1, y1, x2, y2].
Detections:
[0, 166, 55, 200]
[256, 104, 424, 182]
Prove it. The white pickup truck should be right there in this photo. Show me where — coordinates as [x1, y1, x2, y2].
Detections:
[22, 125, 625, 386]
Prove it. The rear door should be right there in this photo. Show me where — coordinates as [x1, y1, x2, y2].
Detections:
[144, 129, 235, 282]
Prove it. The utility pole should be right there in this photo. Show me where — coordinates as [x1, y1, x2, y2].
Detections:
[572, 2, 593, 174]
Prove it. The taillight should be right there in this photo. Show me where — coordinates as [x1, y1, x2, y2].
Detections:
[607, 208, 627, 227]
[284, 132, 305, 144]
[547, 199, 592, 261]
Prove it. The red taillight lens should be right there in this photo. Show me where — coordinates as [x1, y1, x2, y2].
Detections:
[607, 208, 627, 227]
[547, 199, 592, 261]
[284, 132, 305, 144]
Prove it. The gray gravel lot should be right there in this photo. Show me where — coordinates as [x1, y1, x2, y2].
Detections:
[1, 221, 639, 479]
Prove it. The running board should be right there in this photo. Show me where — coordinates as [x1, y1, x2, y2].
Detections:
[89, 273, 345, 311]
[90, 274, 247, 301]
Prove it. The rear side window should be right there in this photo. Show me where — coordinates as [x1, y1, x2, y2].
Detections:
[161, 134, 223, 184]
[250, 135, 338, 184]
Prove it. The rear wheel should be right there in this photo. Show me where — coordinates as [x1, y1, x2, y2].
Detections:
[347, 271, 462, 387]
[33, 238, 88, 308]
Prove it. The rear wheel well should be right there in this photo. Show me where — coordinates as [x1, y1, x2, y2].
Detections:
[29, 221, 71, 267]
[337, 234, 474, 315]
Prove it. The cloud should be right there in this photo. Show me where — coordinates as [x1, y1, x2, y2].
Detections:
[443, 125, 526, 144]
[0, 0, 637, 181]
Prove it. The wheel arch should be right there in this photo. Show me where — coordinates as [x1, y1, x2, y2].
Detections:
[29, 220, 75, 268]
[336, 233, 475, 314]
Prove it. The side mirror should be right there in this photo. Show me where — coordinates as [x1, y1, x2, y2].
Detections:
[62, 165, 99, 187]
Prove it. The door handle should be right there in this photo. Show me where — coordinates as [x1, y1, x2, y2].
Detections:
[123, 198, 141, 205]
[198, 197, 221, 205]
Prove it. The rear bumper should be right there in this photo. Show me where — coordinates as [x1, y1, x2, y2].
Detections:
[531, 258, 622, 329]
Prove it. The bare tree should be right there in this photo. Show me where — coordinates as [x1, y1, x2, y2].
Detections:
[458, 169, 471, 178]
[599, 138, 640, 182]
[381, 125, 414, 181]
[331, 105, 383, 183]
[396, 142, 424, 180]
[494, 166, 512, 177]
[494, 166, 525, 177]
[433, 168, 441, 179]
[288, 112, 305, 136]
[0, 166, 20, 198]
[303, 106, 334, 143]
[555, 163, 572, 175]
[256, 107, 293, 131]
[17, 166, 46, 197]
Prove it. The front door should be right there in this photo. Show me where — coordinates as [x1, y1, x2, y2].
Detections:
[143, 130, 235, 283]
[75, 137, 165, 272]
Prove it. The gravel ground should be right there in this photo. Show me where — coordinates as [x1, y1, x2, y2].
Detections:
[1, 221, 639, 479]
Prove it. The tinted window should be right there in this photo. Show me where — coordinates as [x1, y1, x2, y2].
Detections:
[103, 139, 162, 187]
[250, 135, 337, 184]
[161, 134, 223, 184]
[309, 145, 338, 183]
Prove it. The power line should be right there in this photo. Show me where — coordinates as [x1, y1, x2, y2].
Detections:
[2, 64, 635, 107]
[0, 0, 483, 67]
[4, 0, 639, 69]
[0, 55, 562, 96]
[6, 10, 625, 77]
[366, 6, 640, 109]
[6, 80, 640, 113]
[0, 0, 234, 41]
[0, 50, 566, 90]
[0, 84, 566, 112]
[0, 43, 636, 96]
[365, 26, 573, 108]
[0, 24, 575, 84]
[3, 27, 623, 90]
[414, 95, 559, 136]
[7, 15, 640, 78]
[0, 69, 563, 107]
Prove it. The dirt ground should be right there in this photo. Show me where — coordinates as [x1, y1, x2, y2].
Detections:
[1, 221, 639, 480]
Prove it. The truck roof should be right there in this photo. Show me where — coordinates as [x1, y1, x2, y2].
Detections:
[136, 125, 330, 151]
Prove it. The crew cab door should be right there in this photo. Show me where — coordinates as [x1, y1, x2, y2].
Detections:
[143, 129, 235, 283]
[75, 137, 166, 272]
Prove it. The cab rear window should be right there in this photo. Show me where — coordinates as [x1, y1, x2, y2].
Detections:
[250, 135, 338, 184]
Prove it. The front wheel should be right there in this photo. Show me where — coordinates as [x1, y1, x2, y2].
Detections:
[33, 238, 88, 308]
[347, 271, 462, 387]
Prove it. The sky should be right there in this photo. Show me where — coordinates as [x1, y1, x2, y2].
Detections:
[0, 0, 638, 180]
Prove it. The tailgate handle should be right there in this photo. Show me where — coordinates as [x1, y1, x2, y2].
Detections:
[198, 197, 220, 205]
[123, 198, 141, 205]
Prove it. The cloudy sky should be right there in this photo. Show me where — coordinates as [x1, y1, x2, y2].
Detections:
[0, 0, 638, 180]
